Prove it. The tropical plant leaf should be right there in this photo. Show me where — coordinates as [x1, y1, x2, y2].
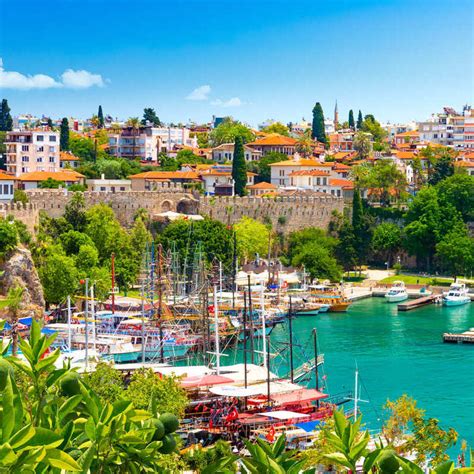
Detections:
[44, 448, 81, 471]
[58, 394, 83, 422]
[2, 375, 15, 442]
[8, 424, 35, 449]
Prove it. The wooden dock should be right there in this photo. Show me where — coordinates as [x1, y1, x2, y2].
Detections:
[443, 329, 474, 344]
[397, 294, 440, 311]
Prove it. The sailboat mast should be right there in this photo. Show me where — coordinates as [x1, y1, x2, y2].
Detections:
[289, 296, 294, 383]
[260, 284, 267, 368]
[67, 295, 72, 352]
[84, 278, 89, 372]
[313, 328, 319, 408]
[247, 275, 254, 364]
[354, 367, 359, 418]
[91, 284, 96, 354]
[243, 291, 248, 389]
[141, 281, 145, 363]
[266, 334, 271, 407]
[213, 284, 220, 375]
[158, 244, 164, 363]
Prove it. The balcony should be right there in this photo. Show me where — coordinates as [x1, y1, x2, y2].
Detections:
[6, 136, 32, 144]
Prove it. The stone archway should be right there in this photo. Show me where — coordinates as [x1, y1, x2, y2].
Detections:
[161, 200, 173, 212]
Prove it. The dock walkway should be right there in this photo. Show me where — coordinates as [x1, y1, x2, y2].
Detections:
[397, 294, 440, 311]
[443, 329, 474, 344]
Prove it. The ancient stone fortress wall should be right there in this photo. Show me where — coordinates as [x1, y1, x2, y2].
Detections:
[0, 202, 39, 234]
[19, 184, 344, 234]
[25, 183, 197, 227]
[200, 195, 344, 233]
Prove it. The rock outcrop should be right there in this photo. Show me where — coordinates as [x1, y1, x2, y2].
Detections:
[0, 247, 45, 309]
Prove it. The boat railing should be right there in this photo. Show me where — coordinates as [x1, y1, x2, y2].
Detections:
[326, 391, 353, 406]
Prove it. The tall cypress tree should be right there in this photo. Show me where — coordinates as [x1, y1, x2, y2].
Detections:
[232, 135, 247, 196]
[348, 110, 355, 129]
[356, 110, 363, 130]
[98, 105, 104, 128]
[311, 102, 327, 145]
[0, 99, 13, 131]
[60, 118, 70, 151]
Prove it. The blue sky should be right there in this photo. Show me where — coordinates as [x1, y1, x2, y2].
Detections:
[0, 0, 472, 126]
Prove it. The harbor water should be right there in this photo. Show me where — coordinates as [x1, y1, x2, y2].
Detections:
[225, 297, 474, 447]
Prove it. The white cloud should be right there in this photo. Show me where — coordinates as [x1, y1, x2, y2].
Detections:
[61, 69, 105, 88]
[0, 58, 106, 90]
[186, 84, 211, 101]
[211, 97, 243, 107]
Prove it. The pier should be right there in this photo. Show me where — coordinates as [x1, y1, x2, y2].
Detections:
[397, 294, 440, 311]
[443, 329, 474, 344]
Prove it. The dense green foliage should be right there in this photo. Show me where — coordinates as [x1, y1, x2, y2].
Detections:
[209, 118, 255, 146]
[348, 109, 355, 129]
[254, 151, 287, 182]
[97, 105, 104, 128]
[261, 122, 289, 136]
[0, 218, 19, 259]
[0, 99, 13, 131]
[158, 217, 234, 270]
[234, 216, 271, 262]
[60, 117, 69, 151]
[311, 102, 327, 145]
[142, 107, 161, 126]
[232, 135, 247, 196]
[0, 320, 181, 472]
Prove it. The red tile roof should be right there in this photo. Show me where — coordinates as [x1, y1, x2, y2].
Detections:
[0, 171, 17, 181]
[329, 178, 354, 189]
[19, 171, 84, 182]
[289, 169, 330, 177]
[247, 181, 277, 189]
[247, 134, 298, 146]
[129, 171, 200, 180]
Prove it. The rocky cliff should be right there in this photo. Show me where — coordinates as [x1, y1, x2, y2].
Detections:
[0, 247, 45, 309]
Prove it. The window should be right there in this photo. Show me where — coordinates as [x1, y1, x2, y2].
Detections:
[21, 145, 29, 152]
[22, 156, 29, 162]
[100, 187, 106, 191]
[37, 157, 43, 163]
[279, 170, 285, 176]
[49, 156, 55, 163]
[49, 146, 56, 152]
[49, 135, 57, 142]
[279, 179, 285, 185]
[37, 135, 44, 142]
[37, 146, 44, 152]
[120, 187, 126, 191]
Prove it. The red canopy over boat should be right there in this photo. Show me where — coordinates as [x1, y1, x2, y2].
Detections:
[271, 388, 328, 406]
[181, 374, 234, 389]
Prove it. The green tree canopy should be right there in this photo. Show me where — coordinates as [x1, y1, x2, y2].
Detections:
[348, 109, 355, 129]
[158, 218, 234, 270]
[256, 151, 287, 182]
[0, 99, 13, 131]
[436, 173, 474, 222]
[356, 110, 363, 129]
[232, 135, 247, 196]
[59, 229, 95, 255]
[311, 102, 327, 145]
[209, 118, 255, 146]
[39, 251, 78, 304]
[38, 178, 64, 189]
[98, 105, 104, 128]
[353, 131, 372, 159]
[60, 117, 69, 151]
[361, 114, 387, 143]
[372, 222, 402, 266]
[261, 122, 289, 136]
[436, 222, 474, 278]
[234, 216, 271, 262]
[142, 107, 161, 126]
[0, 218, 19, 259]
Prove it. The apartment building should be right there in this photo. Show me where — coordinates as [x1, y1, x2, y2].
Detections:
[5, 130, 60, 177]
[418, 106, 472, 150]
[108, 126, 198, 161]
[211, 143, 262, 163]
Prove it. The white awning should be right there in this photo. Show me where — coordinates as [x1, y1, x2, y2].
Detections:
[257, 410, 309, 420]
[209, 385, 264, 397]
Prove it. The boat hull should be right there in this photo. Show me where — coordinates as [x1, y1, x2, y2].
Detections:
[443, 298, 470, 307]
[328, 303, 351, 312]
[385, 293, 408, 303]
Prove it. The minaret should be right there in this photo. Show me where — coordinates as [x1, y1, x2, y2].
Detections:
[334, 100, 339, 129]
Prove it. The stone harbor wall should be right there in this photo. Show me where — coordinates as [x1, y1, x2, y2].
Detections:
[200, 195, 344, 233]
[16, 188, 345, 234]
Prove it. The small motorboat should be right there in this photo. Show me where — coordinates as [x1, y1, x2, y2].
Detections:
[443, 283, 471, 307]
[385, 281, 408, 303]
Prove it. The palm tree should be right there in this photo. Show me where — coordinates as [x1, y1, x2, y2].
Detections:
[90, 114, 100, 129]
[295, 129, 313, 158]
[0, 285, 42, 356]
[126, 117, 141, 159]
[110, 122, 122, 134]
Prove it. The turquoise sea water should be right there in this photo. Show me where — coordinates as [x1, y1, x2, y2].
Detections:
[225, 298, 474, 448]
